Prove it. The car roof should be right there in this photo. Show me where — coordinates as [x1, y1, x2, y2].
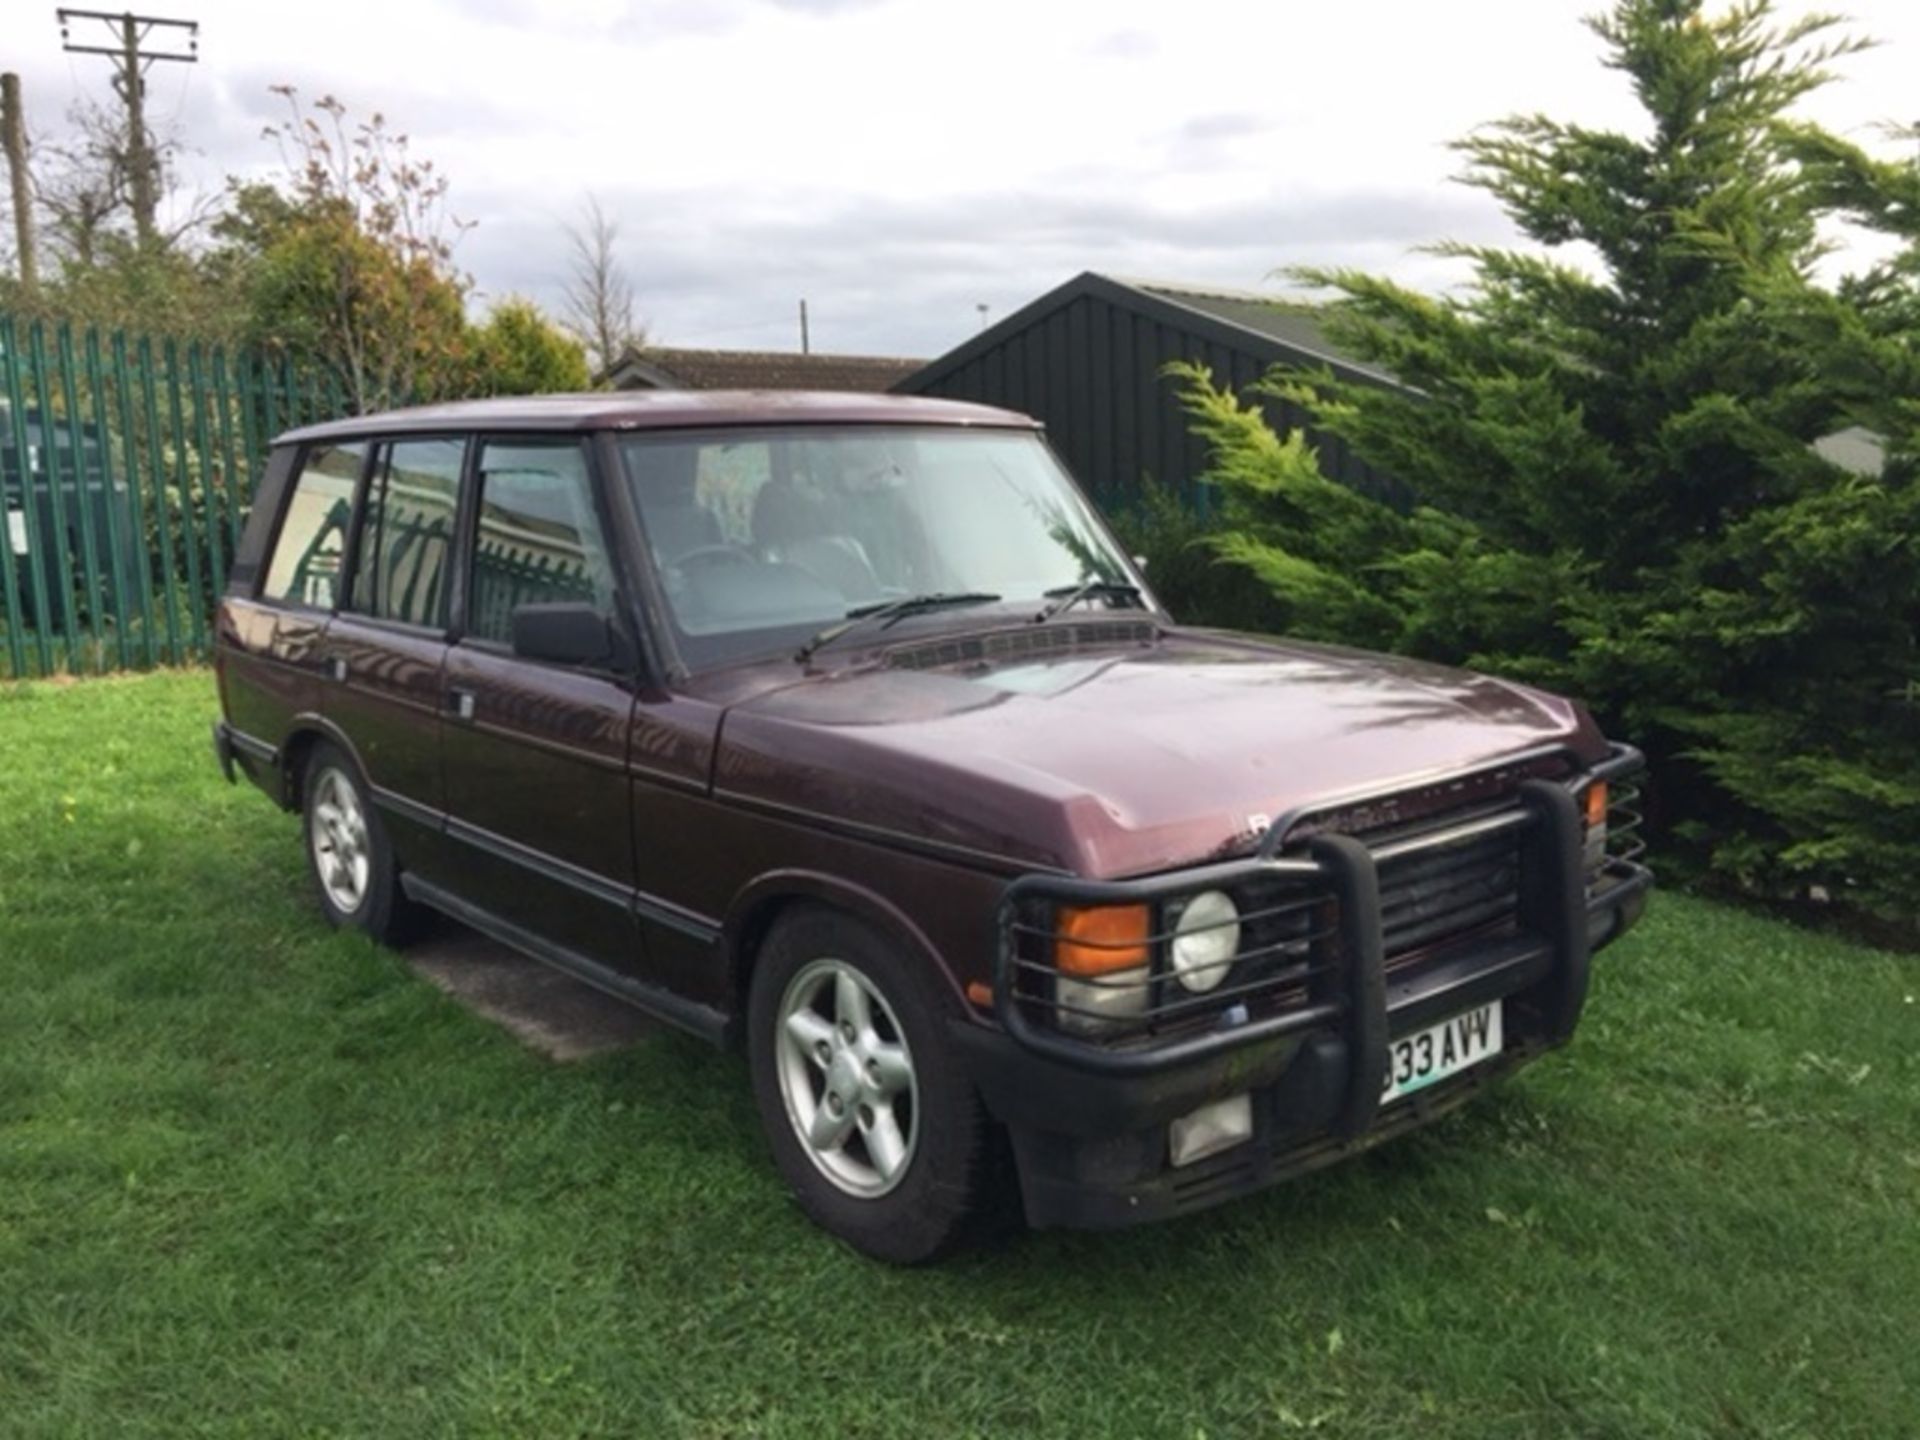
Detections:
[274, 390, 1040, 445]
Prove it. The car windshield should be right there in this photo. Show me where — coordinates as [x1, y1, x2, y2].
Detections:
[619, 426, 1137, 668]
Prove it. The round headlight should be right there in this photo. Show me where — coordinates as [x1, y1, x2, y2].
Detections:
[1170, 890, 1241, 993]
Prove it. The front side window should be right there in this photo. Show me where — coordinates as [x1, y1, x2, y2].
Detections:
[620, 427, 1132, 668]
[349, 438, 464, 628]
[465, 438, 617, 647]
[262, 442, 366, 608]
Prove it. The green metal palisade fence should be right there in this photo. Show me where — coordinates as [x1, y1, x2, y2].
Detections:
[0, 314, 345, 678]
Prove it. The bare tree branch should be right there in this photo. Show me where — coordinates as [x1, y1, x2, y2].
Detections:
[561, 192, 643, 378]
[32, 96, 215, 265]
[258, 86, 476, 411]
[34, 99, 131, 267]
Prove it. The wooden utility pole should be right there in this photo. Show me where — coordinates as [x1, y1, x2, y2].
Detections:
[56, 8, 199, 248]
[1, 73, 34, 296]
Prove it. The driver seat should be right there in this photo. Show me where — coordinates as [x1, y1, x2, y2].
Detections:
[632, 444, 722, 566]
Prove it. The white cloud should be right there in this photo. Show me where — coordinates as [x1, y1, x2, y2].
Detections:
[11, 0, 1917, 357]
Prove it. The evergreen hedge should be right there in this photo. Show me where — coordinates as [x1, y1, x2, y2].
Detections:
[1171, 0, 1919, 924]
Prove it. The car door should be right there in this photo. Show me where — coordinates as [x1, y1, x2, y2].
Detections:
[218, 441, 363, 762]
[321, 435, 465, 883]
[438, 433, 644, 972]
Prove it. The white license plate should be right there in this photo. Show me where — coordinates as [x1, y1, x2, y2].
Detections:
[1380, 1002, 1503, 1105]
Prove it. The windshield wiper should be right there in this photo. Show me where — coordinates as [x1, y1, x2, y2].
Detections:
[795, 592, 1003, 664]
[1033, 578, 1142, 624]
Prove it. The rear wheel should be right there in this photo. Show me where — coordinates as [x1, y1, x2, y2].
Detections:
[747, 907, 996, 1263]
[301, 742, 425, 946]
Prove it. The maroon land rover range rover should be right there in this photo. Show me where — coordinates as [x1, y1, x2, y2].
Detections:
[212, 392, 1650, 1262]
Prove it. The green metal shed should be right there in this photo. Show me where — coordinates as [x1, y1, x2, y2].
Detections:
[893, 271, 1406, 513]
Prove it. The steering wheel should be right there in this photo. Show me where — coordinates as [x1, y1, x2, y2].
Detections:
[670, 544, 755, 572]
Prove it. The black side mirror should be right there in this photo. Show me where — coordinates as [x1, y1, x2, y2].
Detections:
[510, 602, 616, 668]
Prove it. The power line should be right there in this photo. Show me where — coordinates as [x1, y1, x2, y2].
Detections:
[56, 8, 199, 248]
[666, 314, 803, 344]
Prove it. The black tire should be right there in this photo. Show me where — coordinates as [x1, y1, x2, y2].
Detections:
[746, 905, 997, 1264]
[300, 741, 426, 947]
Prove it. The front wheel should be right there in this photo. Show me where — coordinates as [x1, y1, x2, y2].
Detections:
[747, 907, 998, 1263]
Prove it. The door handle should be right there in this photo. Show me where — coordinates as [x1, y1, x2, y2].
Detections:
[447, 687, 477, 722]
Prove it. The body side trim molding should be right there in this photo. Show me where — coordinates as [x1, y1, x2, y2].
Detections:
[441, 810, 724, 941]
[368, 783, 441, 832]
[632, 890, 725, 942]
[368, 787, 723, 942]
[445, 815, 636, 910]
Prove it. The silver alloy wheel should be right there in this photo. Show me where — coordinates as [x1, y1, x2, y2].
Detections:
[774, 957, 919, 1198]
[308, 766, 372, 916]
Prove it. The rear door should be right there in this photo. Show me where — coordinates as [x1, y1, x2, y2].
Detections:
[321, 435, 464, 881]
[438, 434, 643, 971]
[217, 440, 364, 766]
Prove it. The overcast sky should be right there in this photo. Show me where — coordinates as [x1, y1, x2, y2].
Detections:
[14, 0, 1919, 359]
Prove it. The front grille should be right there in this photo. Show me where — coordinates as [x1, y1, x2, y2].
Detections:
[1005, 807, 1530, 1045]
[1373, 821, 1522, 963]
[1000, 749, 1646, 1059]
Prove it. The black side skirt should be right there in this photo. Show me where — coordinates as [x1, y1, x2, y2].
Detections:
[400, 874, 732, 1047]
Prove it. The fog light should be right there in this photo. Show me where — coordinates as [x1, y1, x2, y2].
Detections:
[1056, 968, 1149, 1035]
[1168, 1092, 1253, 1167]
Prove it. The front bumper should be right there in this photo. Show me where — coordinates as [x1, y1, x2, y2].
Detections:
[955, 746, 1652, 1229]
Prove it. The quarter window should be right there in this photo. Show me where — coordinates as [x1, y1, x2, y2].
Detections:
[262, 442, 366, 608]
[349, 438, 464, 628]
[465, 439, 615, 647]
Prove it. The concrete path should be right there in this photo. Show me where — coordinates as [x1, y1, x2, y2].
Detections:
[408, 926, 654, 1062]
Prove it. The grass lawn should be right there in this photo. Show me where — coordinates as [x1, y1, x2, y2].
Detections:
[2, 670, 1917, 1438]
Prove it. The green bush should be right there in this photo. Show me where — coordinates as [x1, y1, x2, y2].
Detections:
[1107, 481, 1291, 636]
[1175, 0, 1920, 924]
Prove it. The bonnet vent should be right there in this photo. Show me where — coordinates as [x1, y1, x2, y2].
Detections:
[885, 619, 1158, 672]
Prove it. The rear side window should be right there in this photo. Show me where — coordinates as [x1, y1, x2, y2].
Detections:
[262, 442, 366, 608]
[465, 438, 616, 646]
[349, 438, 464, 628]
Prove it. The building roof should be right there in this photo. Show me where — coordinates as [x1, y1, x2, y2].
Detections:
[1813, 424, 1888, 478]
[1118, 277, 1395, 382]
[605, 346, 926, 393]
[276, 391, 1038, 445]
[896, 271, 1400, 395]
